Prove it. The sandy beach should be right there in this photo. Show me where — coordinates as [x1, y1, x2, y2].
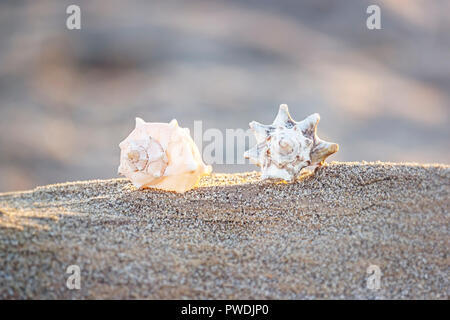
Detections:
[0, 161, 449, 299]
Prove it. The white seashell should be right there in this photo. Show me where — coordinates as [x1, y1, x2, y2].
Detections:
[244, 104, 338, 182]
[118, 118, 212, 192]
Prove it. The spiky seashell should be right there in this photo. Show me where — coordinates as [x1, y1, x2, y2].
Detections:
[118, 118, 212, 193]
[244, 104, 338, 181]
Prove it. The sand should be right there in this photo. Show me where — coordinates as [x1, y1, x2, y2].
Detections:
[0, 161, 449, 299]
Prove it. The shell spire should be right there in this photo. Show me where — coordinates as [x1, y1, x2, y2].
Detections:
[135, 117, 146, 128]
[244, 104, 338, 181]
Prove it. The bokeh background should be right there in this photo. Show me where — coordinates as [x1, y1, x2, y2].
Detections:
[0, 0, 449, 192]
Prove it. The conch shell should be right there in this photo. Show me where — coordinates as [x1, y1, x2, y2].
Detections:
[118, 118, 211, 192]
[244, 104, 338, 181]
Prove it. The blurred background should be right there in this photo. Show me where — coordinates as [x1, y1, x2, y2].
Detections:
[0, 0, 449, 192]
